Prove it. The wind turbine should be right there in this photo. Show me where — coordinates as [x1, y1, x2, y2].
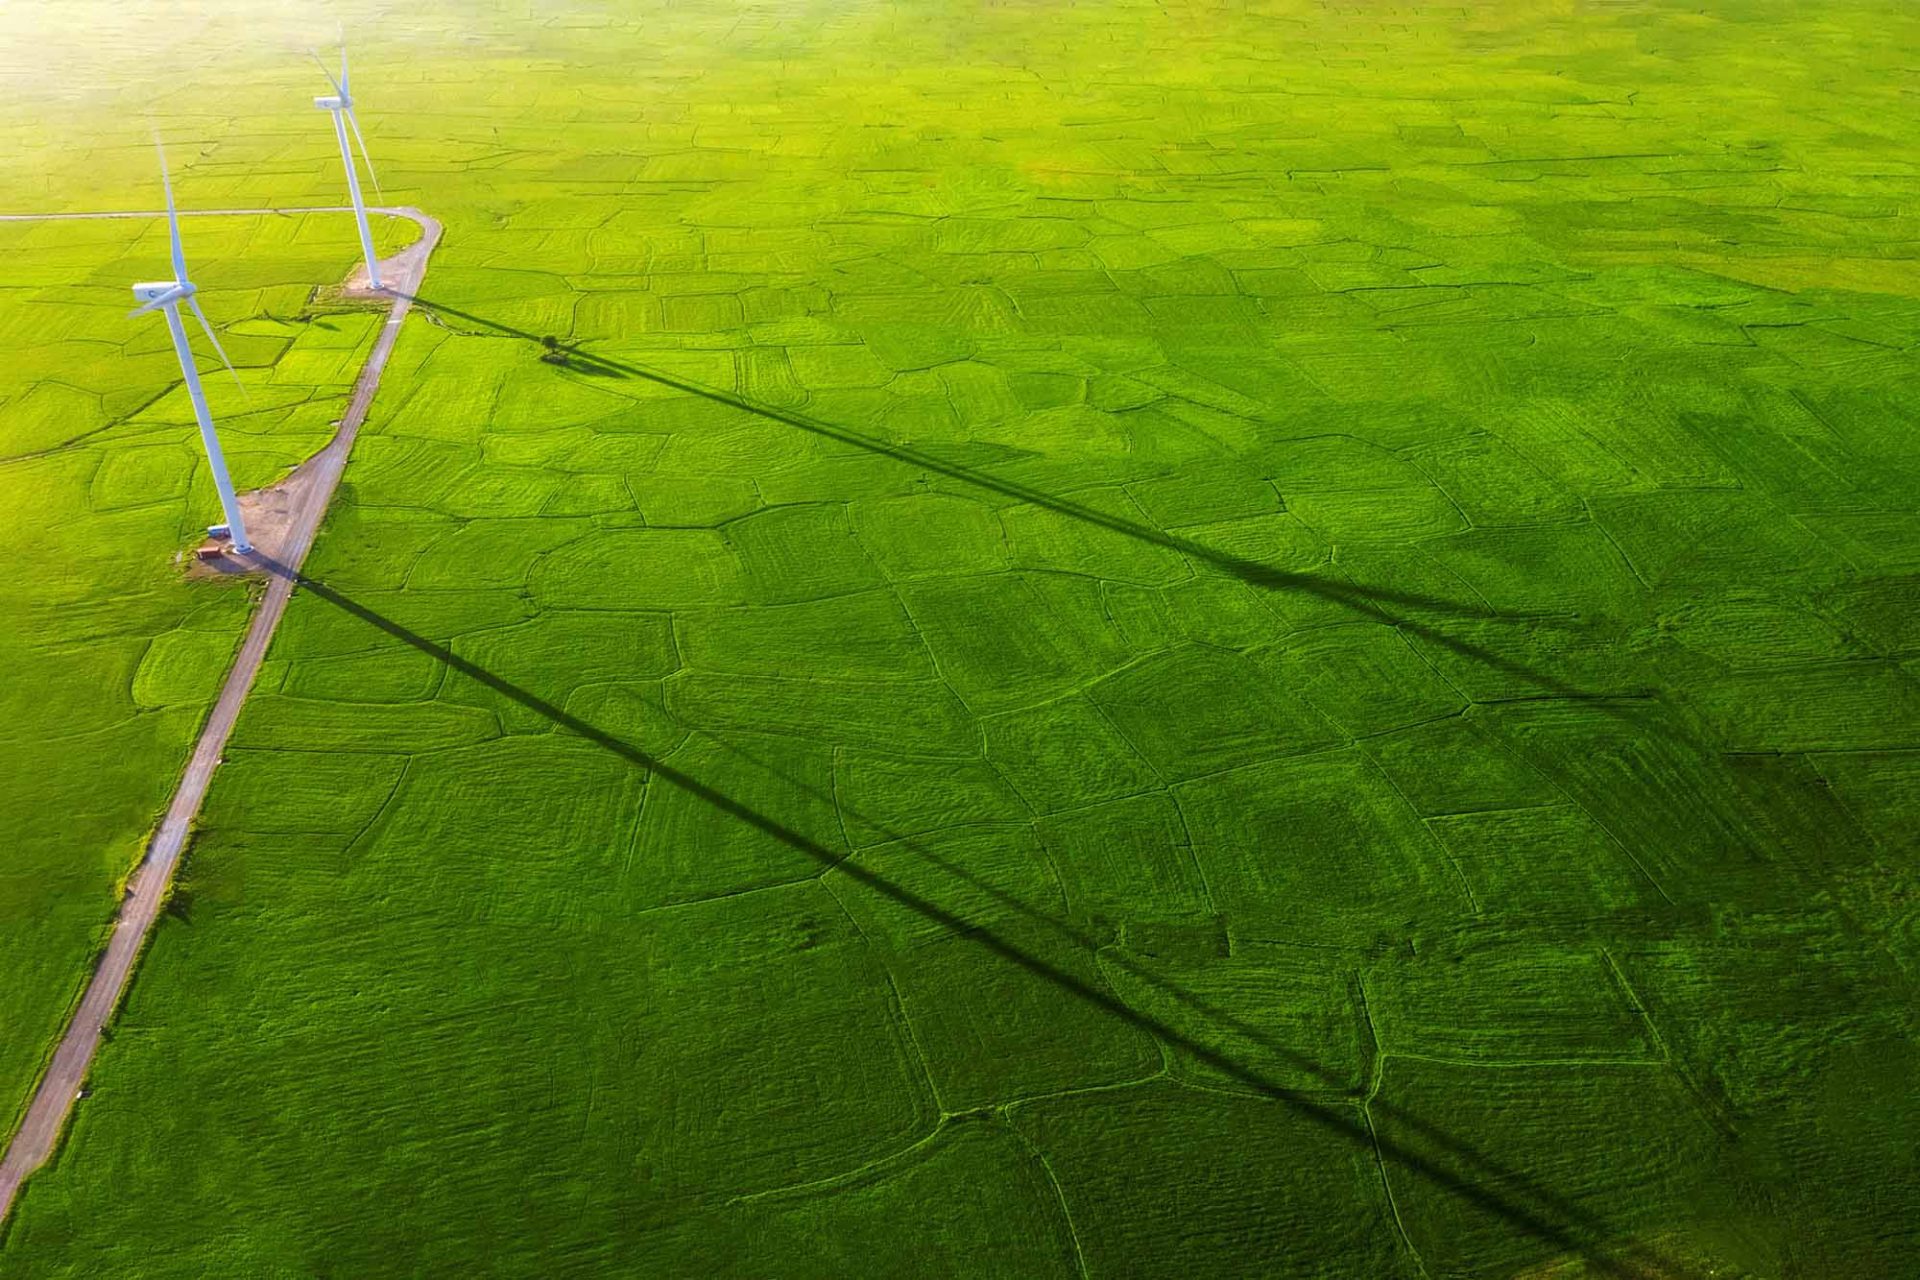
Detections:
[130, 138, 252, 554]
[311, 38, 384, 290]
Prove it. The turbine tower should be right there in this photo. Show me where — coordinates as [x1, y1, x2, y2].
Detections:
[130, 139, 252, 554]
[312, 39, 384, 290]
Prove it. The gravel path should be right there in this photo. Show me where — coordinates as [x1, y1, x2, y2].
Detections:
[0, 205, 441, 1221]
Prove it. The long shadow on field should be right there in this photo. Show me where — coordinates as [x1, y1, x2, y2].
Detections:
[702, 731, 1713, 1280]
[265, 556, 1705, 1280]
[402, 292, 1697, 758]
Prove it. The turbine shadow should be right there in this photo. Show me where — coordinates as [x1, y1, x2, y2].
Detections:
[260, 555, 1710, 1280]
[399, 291, 1702, 756]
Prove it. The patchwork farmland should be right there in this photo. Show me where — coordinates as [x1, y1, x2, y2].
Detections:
[0, 0, 1915, 1276]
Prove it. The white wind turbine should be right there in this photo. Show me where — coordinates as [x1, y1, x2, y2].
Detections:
[311, 38, 384, 290]
[130, 139, 252, 553]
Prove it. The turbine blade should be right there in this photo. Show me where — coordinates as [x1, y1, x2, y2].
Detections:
[187, 294, 249, 400]
[339, 34, 349, 97]
[154, 134, 188, 283]
[308, 46, 343, 96]
[127, 286, 186, 318]
[344, 107, 383, 203]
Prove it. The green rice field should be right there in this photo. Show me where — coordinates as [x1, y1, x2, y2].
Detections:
[1, 0, 1916, 1275]
[0, 209, 407, 1140]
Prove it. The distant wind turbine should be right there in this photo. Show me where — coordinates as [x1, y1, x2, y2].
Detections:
[311, 37, 384, 290]
[130, 138, 252, 554]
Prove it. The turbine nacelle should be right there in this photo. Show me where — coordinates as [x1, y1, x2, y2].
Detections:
[132, 279, 191, 306]
[313, 94, 349, 111]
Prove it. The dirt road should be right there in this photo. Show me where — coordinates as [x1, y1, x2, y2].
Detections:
[0, 205, 441, 1222]
[0, 204, 403, 221]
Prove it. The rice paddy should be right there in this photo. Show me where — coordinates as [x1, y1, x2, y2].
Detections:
[0, 209, 407, 1141]
[0, 0, 1916, 1275]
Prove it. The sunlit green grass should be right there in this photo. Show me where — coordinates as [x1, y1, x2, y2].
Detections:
[2, 0, 1917, 1276]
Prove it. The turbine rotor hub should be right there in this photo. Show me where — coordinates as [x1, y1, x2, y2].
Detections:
[132, 280, 192, 303]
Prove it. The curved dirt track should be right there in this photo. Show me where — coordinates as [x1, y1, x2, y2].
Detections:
[0, 205, 441, 1221]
